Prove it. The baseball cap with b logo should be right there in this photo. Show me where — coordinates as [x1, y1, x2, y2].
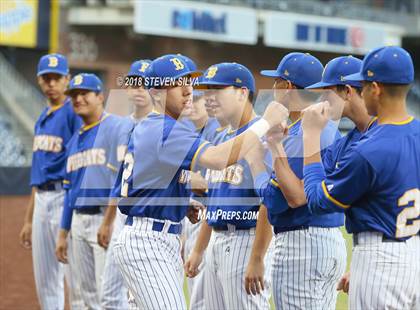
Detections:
[261, 52, 323, 88]
[65, 73, 103, 95]
[127, 59, 152, 77]
[37, 53, 69, 76]
[198, 62, 256, 93]
[344, 46, 414, 84]
[147, 54, 202, 88]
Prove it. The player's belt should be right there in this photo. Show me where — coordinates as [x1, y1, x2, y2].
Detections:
[353, 232, 406, 245]
[37, 181, 63, 191]
[75, 206, 103, 215]
[274, 225, 309, 234]
[125, 216, 182, 234]
[213, 224, 253, 232]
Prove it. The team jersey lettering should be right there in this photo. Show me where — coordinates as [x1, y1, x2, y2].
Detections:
[33, 135, 63, 152]
[205, 164, 244, 185]
[67, 148, 106, 172]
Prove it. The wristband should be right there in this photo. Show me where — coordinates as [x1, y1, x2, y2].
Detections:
[249, 119, 270, 139]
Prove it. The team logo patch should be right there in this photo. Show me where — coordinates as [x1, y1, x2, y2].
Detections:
[235, 78, 242, 83]
[284, 69, 289, 76]
[139, 62, 149, 73]
[74, 75, 83, 85]
[367, 70, 374, 77]
[170, 58, 185, 71]
[48, 56, 58, 67]
[206, 66, 218, 79]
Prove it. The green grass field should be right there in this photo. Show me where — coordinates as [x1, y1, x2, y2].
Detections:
[184, 227, 353, 309]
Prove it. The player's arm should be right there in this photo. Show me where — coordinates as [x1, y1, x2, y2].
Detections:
[245, 205, 272, 295]
[56, 189, 73, 264]
[19, 187, 36, 249]
[184, 220, 212, 278]
[97, 199, 117, 249]
[198, 102, 289, 170]
[269, 140, 307, 208]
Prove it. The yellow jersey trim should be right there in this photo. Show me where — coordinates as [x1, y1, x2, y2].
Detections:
[47, 103, 65, 116]
[79, 113, 110, 134]
[190, 141, 210, 171]
[288, 117, 302, 129]
[367, 116, 378, 130]
[387, 116, 414, 126]
[226, 117, 258, 135]
[106, 163, 118, 172]
[216, 126, 228, 132]
[63, 179, 70, 184]
[270, 178, 281, 189]
[321, 181, 349, 209]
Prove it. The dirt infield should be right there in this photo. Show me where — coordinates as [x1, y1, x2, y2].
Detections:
[0, 195, 39, 310]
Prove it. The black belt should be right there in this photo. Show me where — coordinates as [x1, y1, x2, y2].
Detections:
[75, 206, 102, 215]
[37, 181, 62, 191]
[274, 225, 309, 234]
[213, 225, 252, 232]
[353, 233, 406, 246]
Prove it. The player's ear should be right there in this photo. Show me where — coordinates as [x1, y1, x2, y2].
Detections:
[371, 82, 381, 98]
[286, 80, 294, 89]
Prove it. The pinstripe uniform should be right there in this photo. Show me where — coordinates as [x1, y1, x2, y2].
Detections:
[262, 119, 346, 310]
[60, 113, 125, 309]
[203, 119, 273, 310]
[304, 118, 420, 310]
[114, 109, 211, 309]
[30, 98, 84, 309]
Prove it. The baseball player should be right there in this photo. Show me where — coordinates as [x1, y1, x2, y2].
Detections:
[248, 52, 346, 310]
[302, 46, 420, 310]
[55, 73, 123, 309]
[19, 53, 83, 310]
[113, 54, 288, 309]
[184, 62, 274, 310]
[98, 59, 152, 310]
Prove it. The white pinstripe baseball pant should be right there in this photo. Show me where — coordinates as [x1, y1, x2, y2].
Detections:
[272, 227, 347, 310]
[349, 232, 420, 310]
[101, 209, 129, 310]
[71, 211, 107, 310]
[114, 217, 186, 310]
[32, 189, 84, 310]
[204, 227, 273, 310]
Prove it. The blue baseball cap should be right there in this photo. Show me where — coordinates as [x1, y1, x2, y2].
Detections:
[177, 54, 198, 71]
[344, 46, 414, 84]
[146, 54, 202, 88]
[127, 59, 152, 77]
[306, 56, 362, 89]
[37, 53, 69, 76]
[198, 62, 256, 93]
[65, 73, 103, 95]
[261, 52, 323, 88]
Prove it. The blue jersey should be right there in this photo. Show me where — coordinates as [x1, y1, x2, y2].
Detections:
[263, 118, 343, 229]
[304, 117, 420, 240]
[30, 98, 81, 186]
[205, 118, 268, 229]
[60, 113, 125, 230]
[118, 112, 210, 222]
[323, 117, 378, 174]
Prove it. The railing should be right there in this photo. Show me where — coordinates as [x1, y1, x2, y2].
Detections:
[0, 53, 45, 134]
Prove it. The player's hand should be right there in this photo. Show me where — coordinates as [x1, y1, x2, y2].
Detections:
[19, 222, 32, 249]
[245, 258, 265, 295]
[97, 223, 113, 249]
[337, 271, 350, 293]
[184, 250, 203, 278]
[187, 200, 205, 224]
[301, 101, 330, 134]
[55, 230, 69, 264]
[190, 171, 208, 197]
[262, 101, 289, 129]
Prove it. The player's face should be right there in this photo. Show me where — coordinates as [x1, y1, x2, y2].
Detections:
[127, 85, 152, 108]
[272, 78, 292, 104]
[361, 82, 378, 116]
[322, 86, 348, 119]
[187, 96, 208, 122]
[206, 86, 239, 121]
[38, 73, 69, 101]
[70, 90, 104, 117]
[164, 83, 193, 119]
